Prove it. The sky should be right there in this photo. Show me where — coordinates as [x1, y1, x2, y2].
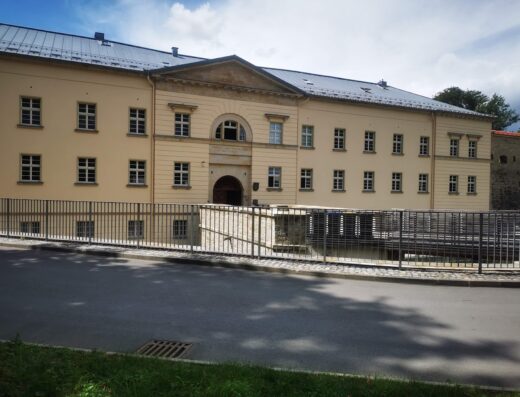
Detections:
[2, 0, 520, 130]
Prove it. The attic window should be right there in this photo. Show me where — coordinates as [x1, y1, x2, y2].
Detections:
[360, 87, 372, 94]
[303, 79, 314, 85]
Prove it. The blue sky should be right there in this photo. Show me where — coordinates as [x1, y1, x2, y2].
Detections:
[2, 0, 519, 130]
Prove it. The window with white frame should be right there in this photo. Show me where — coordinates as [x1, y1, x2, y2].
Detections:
[334, 128, 345, 150]
[129, 108, 146, 135]
[268, 167, 281, 188]
[128, 220, 144, 239]
[77, 158, 96, 183]
[419, 136, 429, 156]
[449, 175, 458, 193]
[173, 162, 190, 186]
[129, 160, 146, 185]
[363, 171, 374, 191]
[467, 175, 477, 193]
[364, 131, 375, 152]
[269, 122, 283, 144]
[20, 221, 40, 234]
[215, 120, 246, 141]
[333, 170, 345, 191]
[20, 97, 41, 126]
[20, 154, 41, 182]
[449, 138, 459, 157]
[418, 173, 429, 193]
[392, 134, 403, 154]
[468, 140, 477, 158]
[173, 220, 188, 239]
[391, 172, 402, 192]
[175, 113, 190, 137]
[77, 103, 96, 130]
[300, 168, 313, 190]
[76, 221, 94, 238]
[301, 125, 314, 148]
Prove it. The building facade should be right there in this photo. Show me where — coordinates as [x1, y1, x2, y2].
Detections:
[0, 24, 493, 210]
[490, 130, 520, 209]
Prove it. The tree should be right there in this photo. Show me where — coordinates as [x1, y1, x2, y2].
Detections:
[434, 87, 519, 130]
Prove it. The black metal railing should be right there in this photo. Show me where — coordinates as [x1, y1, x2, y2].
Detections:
[1, 198, 519, 272]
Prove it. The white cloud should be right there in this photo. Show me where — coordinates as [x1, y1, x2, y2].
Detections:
[79, 0, 520, 128]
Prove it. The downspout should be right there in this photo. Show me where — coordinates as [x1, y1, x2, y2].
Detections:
[430, 111, 436, 209]
[296, 96, 310, 205]
[146, 73, 156, 205]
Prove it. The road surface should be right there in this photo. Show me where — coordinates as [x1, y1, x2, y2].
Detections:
[0, 246, 519, 388]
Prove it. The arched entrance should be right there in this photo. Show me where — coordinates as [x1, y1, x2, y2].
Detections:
[213, 176, 243, 205]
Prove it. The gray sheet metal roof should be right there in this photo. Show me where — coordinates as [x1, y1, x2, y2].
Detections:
[0, 23, 488, 118]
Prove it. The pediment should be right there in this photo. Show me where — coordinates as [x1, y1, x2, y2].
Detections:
[153, 57, 301, 96]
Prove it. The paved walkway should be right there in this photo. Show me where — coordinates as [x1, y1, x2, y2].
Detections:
[1, 237, 519, 287]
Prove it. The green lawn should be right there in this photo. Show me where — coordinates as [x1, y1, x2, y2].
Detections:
[0, 340, 517, 397]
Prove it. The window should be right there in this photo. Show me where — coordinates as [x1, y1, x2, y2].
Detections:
[418, 173, 429, 193]
[129, 160, 146, 185]
[334, 128, 345, 150]
[215, 120, 246, 141]
[449, 139, 459, 157]
[449, 175, 458, 194]
[173, 162, 190, 186]
[77, 158, 96, 183]
[301, 125, 314, 148]
[268, 167, 281, 188]
[333, 170, 345, 191]
[468, 140, 477, 158]
[20, 154, 41, 182]
[20, 221, 40, 234]
[76, 221, 94, 238]
[467, 176, 477, 194]
[419, 136, 429, 156]
[128, 220, 144, 239]
[129, 108, 146, 135]
[269, 122, 283, 144]
[364, 131, 375, 152]
[20, 97, 41, 126]
[391, 172, 402, 192]
[300, 168, 313, 190]
[499, 155, 508, 164]
[392, 134, 403, 154]
[363, 171, 374, 192]
[77, 103, 96, 130]
[173, 220, 188, 239]
[175, 113, 190, 137]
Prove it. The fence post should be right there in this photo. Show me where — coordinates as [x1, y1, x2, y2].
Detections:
[136, 202, 141, 249]
[398, 210, 403, 269]
[190, 205, 194, 254]
[323, 210, 327, 263]
[478, 212, 483, 274]
[45, 200, 49, 241]
[6, 198, 10, 238]
[257, 208, 262, 258]
[88, 201, 92, 245]
[251, 206, 255, 258]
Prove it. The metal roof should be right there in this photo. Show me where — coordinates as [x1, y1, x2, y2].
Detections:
[0, 23, 490, 118]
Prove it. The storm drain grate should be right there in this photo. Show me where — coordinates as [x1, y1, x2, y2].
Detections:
[136, 340, 192, 359]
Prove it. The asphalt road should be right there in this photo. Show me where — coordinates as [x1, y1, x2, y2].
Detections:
[0, 246, 519, 388]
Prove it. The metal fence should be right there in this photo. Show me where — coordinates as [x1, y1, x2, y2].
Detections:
[1, 198, 519, 272]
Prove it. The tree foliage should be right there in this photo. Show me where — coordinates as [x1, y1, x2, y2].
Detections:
[433, 87, 519, 130]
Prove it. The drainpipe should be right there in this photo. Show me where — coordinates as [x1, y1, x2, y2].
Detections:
[430, 112, 436, 209]
[146, 73, 156, 205]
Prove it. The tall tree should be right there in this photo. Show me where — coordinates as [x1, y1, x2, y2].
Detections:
[434, 87, 519, 130]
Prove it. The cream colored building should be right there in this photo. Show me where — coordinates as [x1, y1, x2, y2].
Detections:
[0, 24, 493, 210]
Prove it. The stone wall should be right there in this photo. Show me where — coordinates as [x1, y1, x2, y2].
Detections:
[491, 133, 520, 209]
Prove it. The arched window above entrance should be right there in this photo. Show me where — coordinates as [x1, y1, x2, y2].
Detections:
[212, 114, 251, 142]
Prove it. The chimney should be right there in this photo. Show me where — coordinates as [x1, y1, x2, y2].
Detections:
[94, 32, 105, 41]
[171, 47, 179, 57]
[378, 79, 388, 88]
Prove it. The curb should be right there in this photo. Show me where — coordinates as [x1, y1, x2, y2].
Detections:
[1, 240, 520, 288]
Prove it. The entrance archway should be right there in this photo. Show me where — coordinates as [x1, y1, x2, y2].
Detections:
[213, 176, 243, 205]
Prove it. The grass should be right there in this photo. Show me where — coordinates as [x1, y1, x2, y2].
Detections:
[0, 339, 517, 397]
